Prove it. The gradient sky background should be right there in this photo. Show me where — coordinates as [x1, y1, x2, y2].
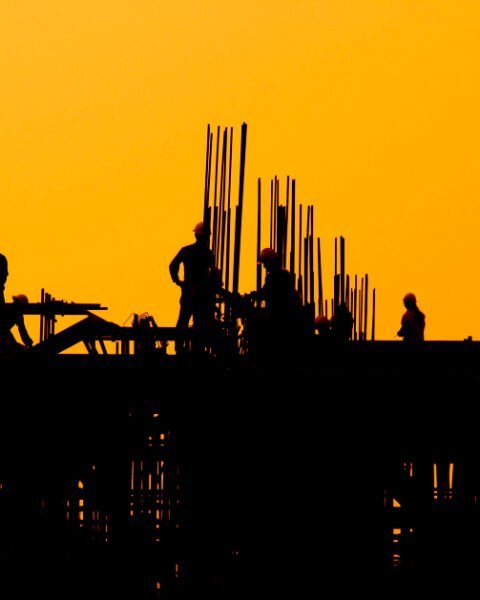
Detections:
[2, 1, 480, 343]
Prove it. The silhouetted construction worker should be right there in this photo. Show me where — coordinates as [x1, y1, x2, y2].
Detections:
[257, 248, 299, 319]
[250, 248, 301, 357]
[169, 222, 215, 353]
[314, 315, 332, 339]
[331, 302, 353, 341]
[397, 292, 425, 342]
[0, 253, 8, 303]
[0, 294, 33, 351]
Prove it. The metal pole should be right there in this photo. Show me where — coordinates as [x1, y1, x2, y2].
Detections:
[283, 205, 288, 267]
[364, 274, 369, 342]
[212, 125, 221, 257]
[203, 124, 212, 227]
[352, 279, 356, 340]
[304, 237, 309, 307]
[309, 206, 314, 316]
[257, 178, 262, 293]
[270, 179, 274, 248]
[217, 128, 227, 271]
[225, 127, 233, 292]
[317, 237, 323, 316]
[290, 179, 296, 278]
[340, 236, 345, 304]
[232, 122, 248, 295]
[298, 204, 303, 294]
[371, 288, 376, 341]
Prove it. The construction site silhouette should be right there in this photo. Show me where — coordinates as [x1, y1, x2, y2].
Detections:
[1, 123, 479, 596]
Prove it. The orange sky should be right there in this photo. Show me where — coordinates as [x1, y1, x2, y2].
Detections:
[2, 1, 480, 344]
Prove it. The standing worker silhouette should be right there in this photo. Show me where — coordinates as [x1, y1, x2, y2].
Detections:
[0, 254, 8, 303]
[397, 292, 425, 342]
[169, 222, 215, 354]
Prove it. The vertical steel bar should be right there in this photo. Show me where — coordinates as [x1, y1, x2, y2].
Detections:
[225, 127, 233, 292]
[371, 287, 376, 341]
[290, 179, 296, 278]
[317, 237, 323, 316]
[232, 123, 247, 295]
[257, 178, 262, 293]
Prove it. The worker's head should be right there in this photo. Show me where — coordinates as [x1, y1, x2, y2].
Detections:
[258, 247, 280, 268]
[314, 315, 331, 333]
[403, 293, 417, 309]
[193, 222, 210, 239]
[12, 294, 29, 305]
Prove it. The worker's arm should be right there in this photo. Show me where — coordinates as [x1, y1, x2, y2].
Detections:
[17, 316, 33, 348]
[169, 250, 184, 286]
[397, 314, 410, 338]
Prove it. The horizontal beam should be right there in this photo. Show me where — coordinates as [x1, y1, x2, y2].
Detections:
[0, 302, 107, 316]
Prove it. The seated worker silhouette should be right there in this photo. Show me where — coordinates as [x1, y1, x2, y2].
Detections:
[257, 248, 300, 316]
[0, 253, 8, 303]
[169, 222, 216, 354]
[248, 248, 301, 358]
[0, 294, 34, 351]
[397, 292, 425, 342]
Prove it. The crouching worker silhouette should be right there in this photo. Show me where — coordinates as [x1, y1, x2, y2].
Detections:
[169, 222, 216, 355]
[0, 294, 34, 352]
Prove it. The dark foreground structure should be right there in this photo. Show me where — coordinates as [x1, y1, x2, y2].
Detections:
[1, 340, 480, 597]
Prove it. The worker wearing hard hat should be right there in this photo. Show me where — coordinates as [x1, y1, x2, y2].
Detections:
[0, 293, 33, 351]
[257, 248, 299, 317]
[250, 247, 302, 358]
[169, 222, 216, 353]
[397, 293, 425, 342]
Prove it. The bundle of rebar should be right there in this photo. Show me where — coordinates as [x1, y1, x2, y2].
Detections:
[202, 123, 247, 295]
[202, 123, 376, 341]
[256, 175, 376, 340]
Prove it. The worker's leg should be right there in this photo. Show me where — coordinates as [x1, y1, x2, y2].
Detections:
[176, 300, 192, 354]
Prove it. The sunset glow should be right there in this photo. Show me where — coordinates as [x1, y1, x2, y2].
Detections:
[2, 1, 480, 342]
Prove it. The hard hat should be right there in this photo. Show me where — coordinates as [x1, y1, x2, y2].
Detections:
[193, 222, 209, 236]
[403, 293, 417, 306]
[12, 294, 29, 304]
[259, 248, 279, 263]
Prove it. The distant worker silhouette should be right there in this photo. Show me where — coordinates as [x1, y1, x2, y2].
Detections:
[0, 294, 33, 351]
[314, 315, 332, 339]
[397, 293, 425, 342]
[169, 222, 215, 354]
[0, 253, 8, 303]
